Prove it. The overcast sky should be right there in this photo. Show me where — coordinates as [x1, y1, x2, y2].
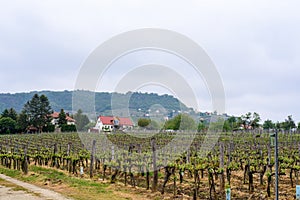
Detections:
[1, 0, 300, 122]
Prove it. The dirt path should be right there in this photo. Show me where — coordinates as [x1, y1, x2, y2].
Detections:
[0, 174, 72, 200]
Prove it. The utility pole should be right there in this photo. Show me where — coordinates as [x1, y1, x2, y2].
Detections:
[270, 129, 279, 200]
[275, 129, 279, 200]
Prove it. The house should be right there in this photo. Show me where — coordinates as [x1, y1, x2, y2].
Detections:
[50, 112, 76, 126]
[94, 116, 134, 132]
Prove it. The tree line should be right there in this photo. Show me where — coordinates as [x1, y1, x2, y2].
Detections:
[137, 112, 300, 133]
[0, 94, 90, 134]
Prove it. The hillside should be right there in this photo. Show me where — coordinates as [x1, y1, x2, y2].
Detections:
[0, 91, 189, 117]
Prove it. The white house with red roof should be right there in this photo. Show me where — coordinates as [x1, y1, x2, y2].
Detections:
[50, 112, 76, 126]
[94, 116, 134, 132]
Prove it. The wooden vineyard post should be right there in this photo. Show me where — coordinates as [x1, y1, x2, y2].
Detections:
[23, 145, 28, 175]
[227, 142, 232, 185]
[90, 140, 96, 178]
[267, 143, 272, 171]
[52, 143, 58, 168]
[219, 142, 226, 199]
[111, 145, 115, 160]
[151, 137, 158, 192]
[67, 143, 71, 172]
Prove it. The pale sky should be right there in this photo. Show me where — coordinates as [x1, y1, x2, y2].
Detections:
[0, 0, 300, 122]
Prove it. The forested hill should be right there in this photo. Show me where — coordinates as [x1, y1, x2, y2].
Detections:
[0, 91, 189, 115]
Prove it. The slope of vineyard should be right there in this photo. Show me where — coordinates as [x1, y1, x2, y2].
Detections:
[0, 131, 299, 199]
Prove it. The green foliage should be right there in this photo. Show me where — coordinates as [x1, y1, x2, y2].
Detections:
[16, 110, 29, 133]
[239, 112, 261, 129]
[0, 117, 17, 134]
[58, 109, 67, 126]
[22, 94, 52, 132]
[263, 119, 275, 130]
[61, 124, 77, 132]
[42, 123, 55, 132]
[197, 121, 207, 132]
[1, 108, 17, 121]
[83, 122, 96, 131]
[281, 115, 296, 131]
[222, 120, 231, 132]
[147, 120, 161, 130]
[164, 114, 196, 130]
[137, 118, 161, 130]
[73, 109, 90, 131]
[226, 116, 240, 130]
[138, 118, 151, 127]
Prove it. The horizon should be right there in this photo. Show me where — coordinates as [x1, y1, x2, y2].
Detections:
[0, 89, 299, 123]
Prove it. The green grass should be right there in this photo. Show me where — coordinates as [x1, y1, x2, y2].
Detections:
[0, 165, 128, 200]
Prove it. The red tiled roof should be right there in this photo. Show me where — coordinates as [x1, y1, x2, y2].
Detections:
[51, 112, 76, 122]
[51, 112, 60, 118]
[119, 117, 134, 126]
[99, 116, 133, 126]
[99, 116, 114, 125]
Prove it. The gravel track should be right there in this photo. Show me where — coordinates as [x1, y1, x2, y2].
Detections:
[0, 174, 72, 200]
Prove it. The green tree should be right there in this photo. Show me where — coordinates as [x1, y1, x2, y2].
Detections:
[17, 110, 29, 133]
[263, 119, 275, 130]
[148, 120, 160, 130]
[58, 109, 67, 127]
[164, 114, 196, 130]
[197, 121, 207, 132]
[223, 120, 231, 132]
[83, 122, 96, 131]
[0, 117, 17, 134]
[275, 121, 281, 129]
[73, 109, 90, 131]
[2, 108, 18, 121]
[240, 112, 261, 129]
[281, 115, 296, 131]
[22, 94, 52, 132]
[138, 118, 151, 127]
[226, 116, 238, 130]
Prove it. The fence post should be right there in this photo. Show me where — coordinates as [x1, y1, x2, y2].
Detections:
[151, 137, 158, 192]
[90, 140, 96, 178]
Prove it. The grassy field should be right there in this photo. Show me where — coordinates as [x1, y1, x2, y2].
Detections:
[0, 165, 154, 200]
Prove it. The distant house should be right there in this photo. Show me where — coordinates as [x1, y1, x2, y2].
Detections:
[93, 116, 134, 132]
[50, 112, 76, 126]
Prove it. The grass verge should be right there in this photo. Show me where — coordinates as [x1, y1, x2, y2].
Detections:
[0, 165, 130, 200]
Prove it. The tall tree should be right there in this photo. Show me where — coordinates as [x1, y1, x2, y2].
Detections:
[73, 109, 90, 131]
[17, 110, 29, 133]
[2, 108, 18, 121]
[58, 109, 67, 126]
[22, 94, 52, 132]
